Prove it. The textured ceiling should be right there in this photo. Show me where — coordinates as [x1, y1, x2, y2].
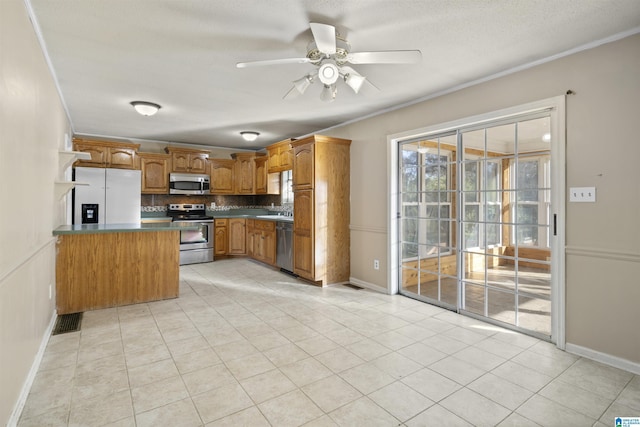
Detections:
[28, 0, 640, 150]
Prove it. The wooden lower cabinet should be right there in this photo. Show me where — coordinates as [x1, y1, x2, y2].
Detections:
[293, 189, 314, 279]
[228, 218, 246, 255]
[214, 219, 228, 256]
[250, 220, 276, 266]
[56, 231, 179, 314]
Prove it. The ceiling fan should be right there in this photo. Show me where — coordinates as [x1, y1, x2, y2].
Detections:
[236, 23, 422, 102]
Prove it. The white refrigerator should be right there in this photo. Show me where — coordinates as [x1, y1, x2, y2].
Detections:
[73, 167, 141, 225]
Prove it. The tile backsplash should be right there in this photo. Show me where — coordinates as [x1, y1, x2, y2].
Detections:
[141, 194, 291, 214]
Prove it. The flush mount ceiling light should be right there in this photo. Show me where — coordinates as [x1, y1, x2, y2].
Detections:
[240, 131, 260, 142]
[130, 101, 161, 116]
[237, 22, 421, 102]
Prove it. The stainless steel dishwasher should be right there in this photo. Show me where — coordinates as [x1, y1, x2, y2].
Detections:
[276, 220, 294, 273]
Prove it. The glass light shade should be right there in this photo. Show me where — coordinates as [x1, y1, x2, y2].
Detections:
[130, 101, 161, 116]
[240, 131, 260, 142]
[293, 75, 313, 94]
[345, 73, 366, 93]
[320, 84, 336, 102]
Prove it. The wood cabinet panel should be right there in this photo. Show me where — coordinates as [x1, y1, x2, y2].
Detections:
[214, 219, 228, 256]
[165, 146, 209, 173]
[171, 152, 191, 172]
[267, 139, 294, 173]
[74, 143, 107, 166]
[189, 153, 208, 174]
[210, 159, 235, 194]
[255, 157, 268, 194]
[247, 220, 277, 266]
[109, 147, 138, 169]
[232, 153, 256, 194]
[255, 157, 280, 195]
[292, 145, 314, 189]
[279, 147, 293, 170]
[73, 138, 139, 169]
[293, 189, 314, 280]
[139, 153, 170, 194]
[228, 218, 246, 255]
[56, 231, 179, 314]
[291, 135, 351, 286]
[262, 226, 276, 266]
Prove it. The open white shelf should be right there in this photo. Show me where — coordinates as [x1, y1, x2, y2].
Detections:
[54, 181, 89, 200]
[55, 151, 92, 199]
[59, 150, 91, 171]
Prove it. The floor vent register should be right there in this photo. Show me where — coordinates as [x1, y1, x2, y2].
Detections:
[52, 312, 83, 335]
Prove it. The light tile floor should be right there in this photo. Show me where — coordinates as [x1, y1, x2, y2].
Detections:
[18, 258, 640, 426]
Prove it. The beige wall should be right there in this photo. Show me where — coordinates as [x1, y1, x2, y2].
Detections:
[326, 34, 640, 365]
[0, 0, 71, 424]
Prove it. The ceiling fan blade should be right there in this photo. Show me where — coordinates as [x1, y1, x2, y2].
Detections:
[347, 50, 422, 64]
[363, 78, 380, 92]
[236, 57, 311, 68]
[283, 86, 300, 100]
[310, 23, 336, 55]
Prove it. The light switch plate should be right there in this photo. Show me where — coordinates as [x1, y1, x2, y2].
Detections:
[569, 187, 596, 202]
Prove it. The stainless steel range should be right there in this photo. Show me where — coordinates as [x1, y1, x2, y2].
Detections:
[167, 204, 214, 265]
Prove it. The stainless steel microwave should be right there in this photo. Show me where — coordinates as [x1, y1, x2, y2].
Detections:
[169, 173, 210, 195]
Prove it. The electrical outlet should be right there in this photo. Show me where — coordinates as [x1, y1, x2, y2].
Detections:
[569, 187, 596, 202]
[374, 259, 380, 270]
[49, 284, 52, 300]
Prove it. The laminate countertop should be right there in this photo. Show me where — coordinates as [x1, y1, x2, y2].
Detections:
[53, 222, 199, 235]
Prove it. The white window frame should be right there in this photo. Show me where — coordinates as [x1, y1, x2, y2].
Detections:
[462, 156, 503, 250]
[399, 147, 453, 261]
[510, 155, 551, 249]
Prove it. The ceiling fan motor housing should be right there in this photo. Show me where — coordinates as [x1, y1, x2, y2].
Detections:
[319, 63, 340, 85]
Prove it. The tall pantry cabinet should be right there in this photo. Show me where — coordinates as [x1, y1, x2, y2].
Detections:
[291, 135, 351, 286]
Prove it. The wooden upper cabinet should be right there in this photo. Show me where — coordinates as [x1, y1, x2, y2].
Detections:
[73, 138, 139, 169]
[255, 157, 268, 194]
[231, 152, 263, 194]
[267, 139, 294, 173]
[255, 156, 280, 195]
[210, 159, 235, 194]
[292, 144, 314, 189]
[165, 146, 209, 174]
[139, 153, 170, 194]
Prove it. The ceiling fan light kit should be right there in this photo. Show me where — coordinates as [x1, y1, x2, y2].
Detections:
[237, 22, 421, 102]
[130, 101, 161, 116]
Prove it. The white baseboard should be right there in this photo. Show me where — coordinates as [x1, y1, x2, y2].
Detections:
[349, 277, 389, 294]
[565, 342, 640, 375]
[7, 311, 57, 427]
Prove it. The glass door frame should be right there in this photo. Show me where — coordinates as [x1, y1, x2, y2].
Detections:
[387, 96, 566, 348]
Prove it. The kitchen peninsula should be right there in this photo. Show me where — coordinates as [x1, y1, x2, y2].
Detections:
[53, 222, 197, 314]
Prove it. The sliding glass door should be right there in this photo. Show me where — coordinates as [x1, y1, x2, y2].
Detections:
[399, 112, 554, 338]
[400, 133, 458, 309]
